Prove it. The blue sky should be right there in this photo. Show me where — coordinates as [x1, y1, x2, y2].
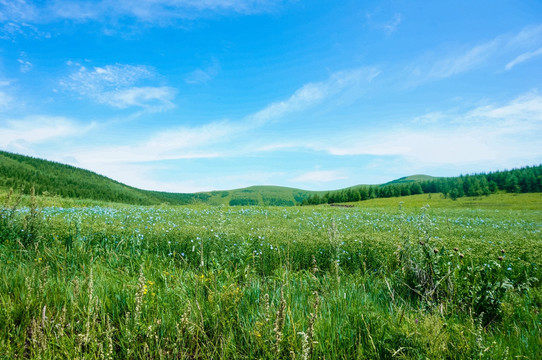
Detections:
[1, 0, 542, 192]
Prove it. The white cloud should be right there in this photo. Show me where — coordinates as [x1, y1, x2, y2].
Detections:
[505, 47, 542, 70]
[105, 86, 175, 110]
[291, 170, 348, 183]
[61, 64, 176, 111]
[65, 64, 153, 89]
[365, 8, 402, 35]
[467, 92, 542, 122]
[185, 58, 221, 84]
[73, 121, 236, 165]
[309, 92, 542, 167]
[507, 24, 542, 49]
[61, 66, 379, 190]
[79, 163, 284, 193]
[249, 67, 379, 124]
[0, 116, 93, 152]
[0, 90, 13, 110]
[367, 12, 402, 35]
[0, 0, 37, 22]
[410, 24, 542, 83]
[0, 0, 285, 25]
[427, 40, 500, 80]
[62, 66, 376, 172]
[412, 112, 446, 125]
[0, 21, 49, 40]
[18, 58, 33, 73]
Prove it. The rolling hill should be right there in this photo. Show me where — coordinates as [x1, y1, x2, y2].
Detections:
[0, 151, 316, 206]
[1, 150, 540, 206]
[383, 174, 436, 185]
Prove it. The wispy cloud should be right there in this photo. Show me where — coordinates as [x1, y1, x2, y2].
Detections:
[505, 46, 542, 70]
[308, 92, 542, 167]
[74, 121, 236, 165]
[366, 12, 402, 35]
[18, 53, 33, 73]
[248, 67, 379, 124]
[291, 170, 348, 184]
[466, 92, 542, 122]
[0, 91, 13, 110]
[0, 116, 93, 152]
[1, 0, 285, 25]
[0, 21, 49, 40]
[65, 66, 378, 189]
[365, 5, 403, 35]
[185, 58, 221, 84]
[0, 0, 38, 22]
[409, 24, 542, 83]
[507, 24, 542, 49]
[105, 87, 176, 110]
[426, 40, 500, 80]
[61, 64, 176, 111]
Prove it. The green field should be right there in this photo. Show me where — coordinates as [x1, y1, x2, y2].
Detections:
[353, 192, 542, 210]
[1, 192, 541, 359]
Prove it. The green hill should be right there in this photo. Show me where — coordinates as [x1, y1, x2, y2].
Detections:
[203, 185, 311, 206]
[383, 174, 436, 185]
[1, 150, 540, 206]
[0, 151, 162, 205]
[0, 151, 314, 206]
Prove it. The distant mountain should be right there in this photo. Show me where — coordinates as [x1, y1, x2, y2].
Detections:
[383, 174, 436, 185]
[0, 151, 314, 206]
[1, 150, 540, 206]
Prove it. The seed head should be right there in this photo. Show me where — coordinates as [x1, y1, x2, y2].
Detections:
[419, 241, 425, 246]
[498, 256, 503, 261]
[453, 247, 458, 252]
[433, 248, 439, 254]
[501, 249, 505, 254]
[459, 253, 464, 259]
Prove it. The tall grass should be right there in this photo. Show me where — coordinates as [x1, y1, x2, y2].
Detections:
[0, 194, 541, 358]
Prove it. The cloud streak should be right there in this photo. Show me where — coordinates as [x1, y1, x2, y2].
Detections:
[0, 116, 93, 152]
[74, 121, 237, 165]
[185, 58, 221, 84]
[408, 24, 542, 83]
[291, 170, 348, 183]
[61, 64, 176, 111]
[306, 92, 542, 167]
[64, 66, 379, 188]
[248, 67, 379, 125]
[505, 46, 542, 70]
[1, 0, 286, 25]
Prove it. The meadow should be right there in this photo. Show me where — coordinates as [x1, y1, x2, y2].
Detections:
[0, 192, 541, 359]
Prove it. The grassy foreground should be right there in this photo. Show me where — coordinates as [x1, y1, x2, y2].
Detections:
[0, 192, 541, 359]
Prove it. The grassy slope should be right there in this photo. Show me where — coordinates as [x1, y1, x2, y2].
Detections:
[346, 192, 542, 210]
[0, 151, 317, 206]
[0, 151, 161, 204]
[383, 174, 436, 185]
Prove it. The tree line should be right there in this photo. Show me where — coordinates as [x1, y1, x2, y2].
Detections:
[301, 165, 542, 205]
[2, 150, 540, 206]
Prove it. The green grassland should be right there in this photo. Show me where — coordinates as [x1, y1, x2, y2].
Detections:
[349, 192, 542, 210]
[0, 191, 541, 359]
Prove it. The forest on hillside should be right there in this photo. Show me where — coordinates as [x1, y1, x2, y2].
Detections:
[302, 165, 542, 205]
[0, 151, 165, 205]
[1, 150, 541, 206]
